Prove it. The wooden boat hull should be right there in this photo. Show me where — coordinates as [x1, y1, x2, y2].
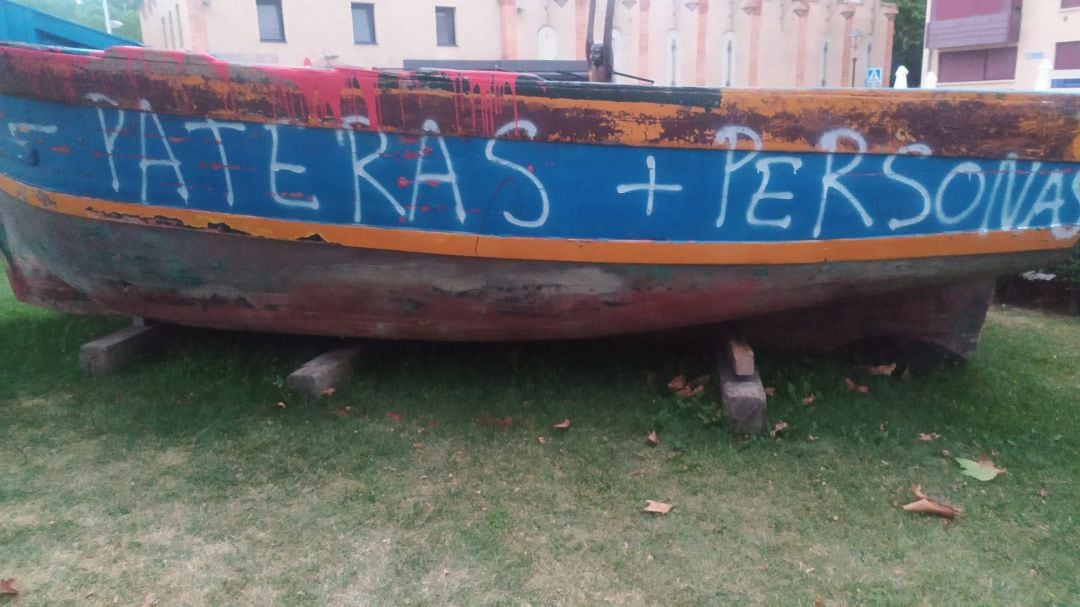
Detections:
[0, 44, 1078, 354]
[1, 188, 1064, 343]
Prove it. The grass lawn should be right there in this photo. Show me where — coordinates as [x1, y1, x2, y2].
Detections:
[0, 280, 1077, 606]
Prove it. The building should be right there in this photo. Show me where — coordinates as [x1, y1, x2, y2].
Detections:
[139, 0, 899, 88]
[923, 0, 1080, 90]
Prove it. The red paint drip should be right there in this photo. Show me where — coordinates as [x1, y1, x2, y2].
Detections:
[396, 176, 412, 188]
[395, 73, 417, 127]
[274, 65, 382, 125]
[50, 146, 71, 154]
[438, 70, 520, 136]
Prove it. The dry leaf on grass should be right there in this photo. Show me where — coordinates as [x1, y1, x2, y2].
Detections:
[386, 411, 403, 422]
[537, 436, 547, 445]
[918, 432, 942, 442]
[902, 485, 961, 519]
[553, 419, 571, 430]
[646, 431, 659, 446]
[770, 422, 788, 439]
[864, 363, 898, 376]
[273, 401, 287, 409]
[675, 385, 704, 397]
[764, 386, 776, 397]
[643, 500, 674, 515]
[807, 435, 819, 442]
[802, 393, 816, 405]
[0, 579, 18, 596]
[474, 413, 513, 429]
[411, 442, 424, 449]
[844, 377, 869, 393]
[331, 406, 354, 418]
[1038, 487, 1050, 497]
[669, 374, 709, 397]
[320, 387, 336, 397]
[956, 456, 1006, 481]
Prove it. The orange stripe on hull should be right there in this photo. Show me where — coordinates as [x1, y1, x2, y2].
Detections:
[2, 174, 1076, 266]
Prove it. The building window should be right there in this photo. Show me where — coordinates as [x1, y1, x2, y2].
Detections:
[665, 31, 681, 86]
[436, 7, 456, 47]
[821, 41, 830, 87]
[537, 25, 557, 60]
[167, 10, 177, 48]
[1055, 41, 1080, 69]
[176, 4, 184, 48]
[611, 29, 623, 70]
[722, 33, 735, 87]
[932, 0, 1007, 20]
[256, 0, 285, 42]
[352, 3, 376, 44]
[939, 47, 1017, 82]
[1063, 0, 1080, 8]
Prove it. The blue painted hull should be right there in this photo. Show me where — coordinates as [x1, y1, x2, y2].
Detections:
[2, 94, 1079, 244]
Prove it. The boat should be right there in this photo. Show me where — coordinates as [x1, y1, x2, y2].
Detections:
[0, 42, 1077, 358]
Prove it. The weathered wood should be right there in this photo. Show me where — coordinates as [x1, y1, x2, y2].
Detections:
[286, 345, 363, 398]
[717, 334, 766, 433]
[79, 323, 168, 377]
[718, 368, 767, 434]
[726, 336, 756, 378]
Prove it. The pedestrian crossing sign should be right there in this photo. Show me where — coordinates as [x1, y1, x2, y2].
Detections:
[865, 67, 883, 88]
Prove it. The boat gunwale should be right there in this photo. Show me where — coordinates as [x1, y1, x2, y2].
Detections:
[1, 43, 1079, 163]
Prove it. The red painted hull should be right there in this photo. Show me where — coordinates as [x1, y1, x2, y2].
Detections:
[1, 191, 1065, 349]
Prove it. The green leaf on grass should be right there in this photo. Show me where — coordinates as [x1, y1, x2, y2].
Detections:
[955, 457, 1006, 481]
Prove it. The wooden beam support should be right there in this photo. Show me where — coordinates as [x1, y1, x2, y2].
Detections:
[79, 322, 169, 377]
[726, 335, 755, 377]
[717, 334, 766, 433]
[286, 345, 363, 398]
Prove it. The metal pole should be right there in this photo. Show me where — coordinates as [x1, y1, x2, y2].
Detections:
[103, 0, 113, 34]
[851, 58, 857, 87]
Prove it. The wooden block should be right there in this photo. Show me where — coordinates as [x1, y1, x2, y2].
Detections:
[287, 345, 363, 398]
[719, 367, 767, 434]
[727, 336, 755, 378]
[79, 324, 168, 377]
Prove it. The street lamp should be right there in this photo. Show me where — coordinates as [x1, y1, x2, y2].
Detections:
[101, 0, 123, 34]
[850, 28, 863, 87]
[75, 0, 122, 34]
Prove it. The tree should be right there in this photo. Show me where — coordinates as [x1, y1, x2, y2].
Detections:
[15, 0, 143, 42]
[891, 0, 926, 87]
